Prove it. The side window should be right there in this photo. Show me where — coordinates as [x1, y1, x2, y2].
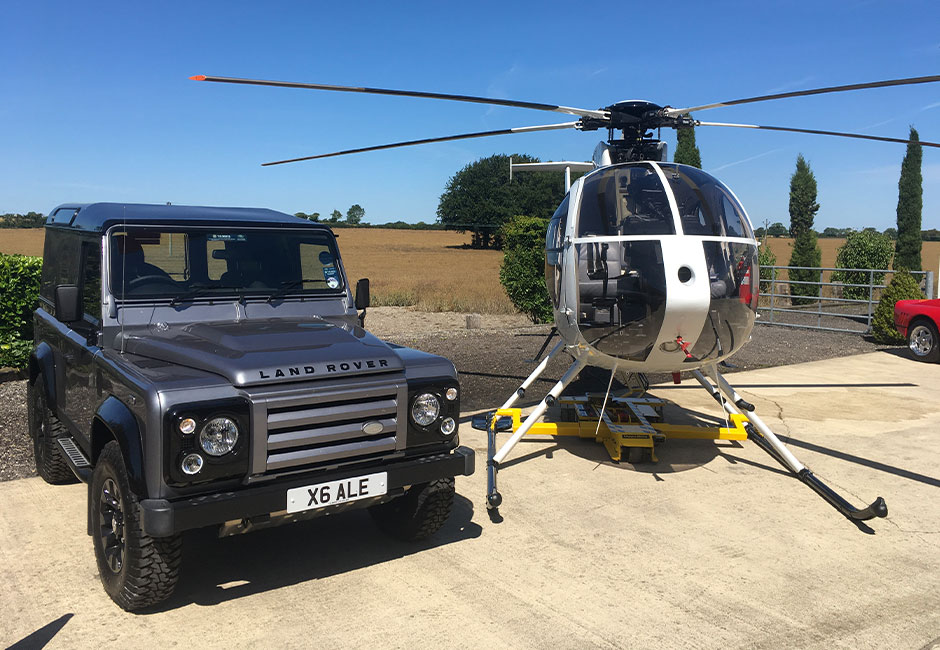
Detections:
[40, 230, 80, 300]
[50, 208, 77, 225]
[81, 241, 102, 321]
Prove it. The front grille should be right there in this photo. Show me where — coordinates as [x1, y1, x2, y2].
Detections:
[247, 374, 405, 475]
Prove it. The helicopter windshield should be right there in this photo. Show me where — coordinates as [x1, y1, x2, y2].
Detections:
[658, 164, 754, 239]
[576, 164, 675, 237]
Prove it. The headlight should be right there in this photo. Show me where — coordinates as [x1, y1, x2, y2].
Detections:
[411, 393, 441, 427]
[199, 417, 239, 456]
[440, 417, 456, 436]
[181, 453, 204, 475]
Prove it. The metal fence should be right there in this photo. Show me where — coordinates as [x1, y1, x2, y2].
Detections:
[757, 266, 935, 334]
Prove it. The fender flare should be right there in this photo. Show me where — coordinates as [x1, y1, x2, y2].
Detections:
[29, 342, 57, 409]
[93, 396, 146, 495]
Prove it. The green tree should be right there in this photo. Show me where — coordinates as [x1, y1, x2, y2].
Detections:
[437, 154, 568, 249]
[894, 126, 923, 271]
[499, 214, 552, 323]
[872, 269, 924, 343]
[788, 155, 819, 238]
[346, 204, 365, 225]
[328, 209, 342, 223]
[787, 155, 822, 304]
[830, 229, 895, 299]
[673, 115, 702, 168]
[294, 212, 320, 222]
[767, 222, 788, 237]
[883, 227, 897, 240]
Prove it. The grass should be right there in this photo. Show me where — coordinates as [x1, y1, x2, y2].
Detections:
[4, 228, 938, 313]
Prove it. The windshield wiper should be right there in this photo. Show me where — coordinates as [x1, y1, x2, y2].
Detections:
[170, 283, 221, 306]
[266, 278, 327, 303]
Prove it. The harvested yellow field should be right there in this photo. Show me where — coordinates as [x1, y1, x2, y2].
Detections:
[762, 237, 940, 287]
[335, 229, 514, 313]
[0, 229, 44, 256]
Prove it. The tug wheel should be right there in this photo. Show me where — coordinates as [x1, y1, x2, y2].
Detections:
[487, 491, 503, 509]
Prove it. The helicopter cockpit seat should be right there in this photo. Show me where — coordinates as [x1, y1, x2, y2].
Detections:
[578, 239, 623, 324]
[681, 213, 714, 236]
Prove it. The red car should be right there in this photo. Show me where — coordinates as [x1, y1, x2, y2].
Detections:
[894, 299, 940, 363]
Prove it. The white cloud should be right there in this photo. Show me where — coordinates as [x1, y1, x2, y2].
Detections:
[708, 148, 786, 172]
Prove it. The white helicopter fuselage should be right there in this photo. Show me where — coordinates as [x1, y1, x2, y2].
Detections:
[547, 161, 760, 374]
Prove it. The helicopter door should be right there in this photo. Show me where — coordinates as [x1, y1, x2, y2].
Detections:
[572, 164, 673, 361]
[545, 194, 569, 310]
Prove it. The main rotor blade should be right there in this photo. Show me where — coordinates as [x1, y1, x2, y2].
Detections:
[666, 74, 940, 116]
[261, 121, 580, 166]
[697, 120, 940, 148]
[191, 74, 609, 120]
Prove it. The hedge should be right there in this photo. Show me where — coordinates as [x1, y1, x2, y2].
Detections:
[499, 215, 553, 323]
[0, 253, 42, 368]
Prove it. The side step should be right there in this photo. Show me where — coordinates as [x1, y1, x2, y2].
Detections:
[57, 437, 92, 483]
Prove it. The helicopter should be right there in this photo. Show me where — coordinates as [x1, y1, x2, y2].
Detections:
[189, 73, 940, 525]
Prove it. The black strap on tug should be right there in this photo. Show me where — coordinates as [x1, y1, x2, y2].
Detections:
[745, 423, 888, 522]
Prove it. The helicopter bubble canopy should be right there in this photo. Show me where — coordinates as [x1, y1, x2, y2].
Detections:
[547, 162, 759, 373]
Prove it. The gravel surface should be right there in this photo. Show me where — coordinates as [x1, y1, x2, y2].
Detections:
[0, 306, 902, 483]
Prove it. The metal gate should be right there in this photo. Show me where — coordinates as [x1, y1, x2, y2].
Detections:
[757, 266, 934, 333]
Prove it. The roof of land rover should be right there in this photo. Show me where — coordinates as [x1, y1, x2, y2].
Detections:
[48, 202, 327, 232]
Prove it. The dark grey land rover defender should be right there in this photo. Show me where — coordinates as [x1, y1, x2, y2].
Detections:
[28, 203, 474, 610]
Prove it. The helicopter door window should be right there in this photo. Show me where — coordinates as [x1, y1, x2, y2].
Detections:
[545, 195, 569, 308]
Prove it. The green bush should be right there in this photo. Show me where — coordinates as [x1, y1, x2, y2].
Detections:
[871, 269, 924, 343]
[757, 241, 777, 294]
[831, 229, 895, 300]
[0, 253, 42, 368]
[499, 215, 552, 323]
[788, 230, 822, 305]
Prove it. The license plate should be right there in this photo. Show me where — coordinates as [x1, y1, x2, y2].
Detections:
[286, 472, 387, 514]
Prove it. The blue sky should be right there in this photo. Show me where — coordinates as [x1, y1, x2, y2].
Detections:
[2, 0, 938, 231]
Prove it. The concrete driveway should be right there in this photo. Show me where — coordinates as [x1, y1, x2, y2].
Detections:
[1, 351, 938, 649]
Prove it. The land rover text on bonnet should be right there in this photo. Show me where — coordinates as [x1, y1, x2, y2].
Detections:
[28, 203, 474, 610]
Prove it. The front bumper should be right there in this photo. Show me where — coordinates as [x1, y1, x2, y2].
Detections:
[139, 446, 474, 536]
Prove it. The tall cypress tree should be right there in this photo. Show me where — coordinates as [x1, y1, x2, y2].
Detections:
[673, 114, 702, 168]
[787, 154, 822, 304]
[894, 126, 923, 271]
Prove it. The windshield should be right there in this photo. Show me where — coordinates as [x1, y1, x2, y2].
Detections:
[577, 164, 676, 237]
[108, 227, 344, 300]
[657, 164, 753, 239]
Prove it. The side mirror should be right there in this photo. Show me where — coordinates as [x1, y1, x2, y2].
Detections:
[54, 284, 82, 324]
[355, 278, 370, 310]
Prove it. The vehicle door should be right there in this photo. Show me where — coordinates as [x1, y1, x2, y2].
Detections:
[60, 238, 103, 442]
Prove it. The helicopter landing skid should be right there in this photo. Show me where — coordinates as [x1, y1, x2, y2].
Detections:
[479, 356, 887, 524]
[692, 368, 888, 522]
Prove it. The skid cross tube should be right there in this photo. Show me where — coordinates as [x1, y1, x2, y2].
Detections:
[487, 353, 586, 509]
[693, 368, 887, 522]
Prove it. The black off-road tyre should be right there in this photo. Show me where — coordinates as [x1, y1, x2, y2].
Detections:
[28, 375, 77, 485]
[907, 318, 940, 363]
[91, 441, 182, 611]
[369, 477, 455, 541]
